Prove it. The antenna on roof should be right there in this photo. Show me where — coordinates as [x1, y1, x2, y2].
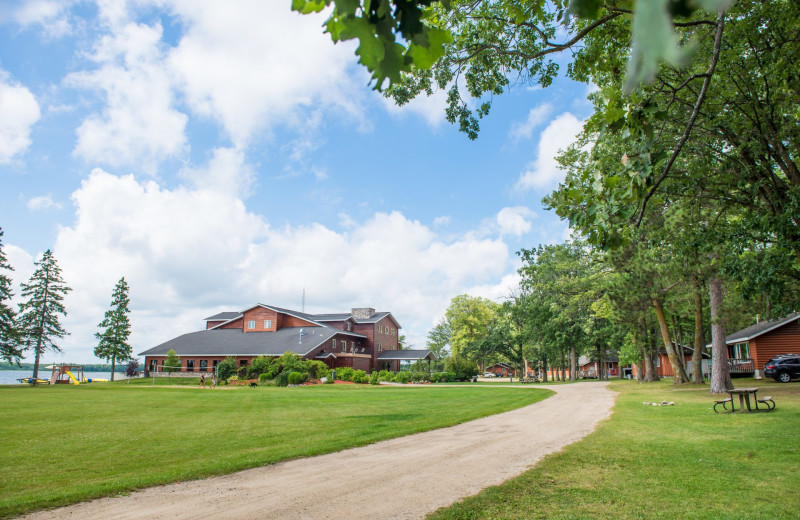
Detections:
[302, 288, 305, 313]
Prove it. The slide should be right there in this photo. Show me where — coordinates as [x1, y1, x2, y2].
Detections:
[65, 370, 80, 385]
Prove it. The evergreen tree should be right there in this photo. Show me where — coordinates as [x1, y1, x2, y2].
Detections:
[17, 249, 71, 378]
[0, 228, 22, 364]
[94, 277, 132, 382]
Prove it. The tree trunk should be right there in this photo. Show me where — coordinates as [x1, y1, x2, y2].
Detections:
[692, 275, 706, 384]
[652, 298, 690, 384]
[709, 276, 733, 393]
[569, 344, 577, 381]
[111, 355, 116, 382]
[33, 340, 42, 379]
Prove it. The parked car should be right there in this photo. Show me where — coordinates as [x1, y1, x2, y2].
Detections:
[763, 354, 800, 383]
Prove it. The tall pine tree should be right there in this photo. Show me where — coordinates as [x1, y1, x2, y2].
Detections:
[17, 249, 71, 378]
[0, 228, 22, 364]
[94, 277, 132, 381]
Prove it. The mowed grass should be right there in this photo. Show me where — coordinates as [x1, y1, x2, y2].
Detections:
[428, 378, 800, 520]
[0, 383, 550, 518]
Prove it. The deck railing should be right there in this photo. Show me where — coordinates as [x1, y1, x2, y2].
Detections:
[728, 358, 754, 373]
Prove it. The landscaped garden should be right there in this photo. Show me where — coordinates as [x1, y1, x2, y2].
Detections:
[0, 382, 550, 518]
[427, 378, 800, 520]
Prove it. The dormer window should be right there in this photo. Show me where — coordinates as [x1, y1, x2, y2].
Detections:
[347, 322, 351, 331]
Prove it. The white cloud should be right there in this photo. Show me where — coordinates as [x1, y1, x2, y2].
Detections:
[32, 170, 516, 362]
[433, 215, 451, 227]
[27, 194, 63, 211]
[508, 103, 552, 142]
[67, 14, 187, 171]
[496, 206, 536, 236]
[178, 147, 254, 198]
[165, 0, 365, 146]
[0, 73, 41, 163]
[12, 0, 72, 38]
[382, 88, 448, 128]
[515, 112, 583, 191]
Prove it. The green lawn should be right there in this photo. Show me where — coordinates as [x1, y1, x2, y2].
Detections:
[428, 378, 800, 520]
[0, 382, 550, 518]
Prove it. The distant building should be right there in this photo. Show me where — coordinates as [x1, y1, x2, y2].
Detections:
[139, 304, 421, 374]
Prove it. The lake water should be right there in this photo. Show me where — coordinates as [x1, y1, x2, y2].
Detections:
[0, 369, 129, 385]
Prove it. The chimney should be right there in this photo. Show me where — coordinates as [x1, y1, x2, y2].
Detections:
[351, 307, 375, 320]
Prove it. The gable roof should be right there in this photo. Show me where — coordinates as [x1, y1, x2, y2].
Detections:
[138, 325, 364, 358]
[204, 311, 243, 322]
[377, 349, 435, 361]
[725, 312, 800, 344]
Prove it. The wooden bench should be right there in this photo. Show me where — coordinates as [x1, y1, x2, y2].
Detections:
[713, 397, 733, 413]
[756, 395, 775, 411]
[521, 377, 540, 384]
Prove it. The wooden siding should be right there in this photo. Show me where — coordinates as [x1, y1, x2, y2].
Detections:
[750, 318, 800, 366]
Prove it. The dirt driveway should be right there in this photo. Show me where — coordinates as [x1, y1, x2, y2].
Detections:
[20, 382, 615, 520]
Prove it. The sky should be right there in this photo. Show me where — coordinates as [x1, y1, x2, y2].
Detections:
[0, 0, 593, 364]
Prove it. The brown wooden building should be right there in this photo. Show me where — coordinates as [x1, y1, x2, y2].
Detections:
[723, 312, 800, 378]
[139, 304, 410, 374]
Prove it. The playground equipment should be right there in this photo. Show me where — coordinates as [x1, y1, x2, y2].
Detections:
[50, 364, 86, 385]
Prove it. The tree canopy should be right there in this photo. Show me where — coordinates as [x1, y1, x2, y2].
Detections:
[16, 250, 71, 378]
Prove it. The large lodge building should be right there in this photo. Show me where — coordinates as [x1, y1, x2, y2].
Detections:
[139, 304, 424, 374]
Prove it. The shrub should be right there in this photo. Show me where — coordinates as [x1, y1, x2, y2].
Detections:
[394, 371, 410, 384]
[336, 367, 355, 382]
[440, 371, 456, 382]
[410, 371, 429, 383]
[445, 355, 479, 381]
[258, 373, 272, 385]
[377, 369, 392, 381]
[369, 371, 380, 385]
[351, 370, 368, 384]
[125, 359, 140, 378]
[307, 360, 330, 380]
[287, 371, 304, 385]
[247, 355, 275, 379]
[275, 371, 290, 387]
[216, 357, 237, 381]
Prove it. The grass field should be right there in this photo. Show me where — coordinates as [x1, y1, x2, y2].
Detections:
[427, 378, 800, 520]
[0, 382, 550, 518]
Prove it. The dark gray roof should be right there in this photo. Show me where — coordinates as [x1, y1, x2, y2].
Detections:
[204, 311, 242, 321]
[377, 349, 435, 361]
[138, 326, 363, 357]
[725, 312, 800, 344]
[261, 304, 400, 327]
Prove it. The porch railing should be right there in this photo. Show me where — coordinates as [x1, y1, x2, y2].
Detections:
[728, 358, 754, 373]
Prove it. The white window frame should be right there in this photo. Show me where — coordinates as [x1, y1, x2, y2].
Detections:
[247, 320, 255, 329]
[264, 319, 272, 329]
[332, 339, 337, 349]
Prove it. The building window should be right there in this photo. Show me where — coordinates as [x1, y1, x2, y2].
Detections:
[200, 360, 208, 371]
[734, 342, 750, 359]
[187, 360, 195, 371]
[247, 320, 255, 329]
[346, 322, 351, 331]
[240, 359, 248, 367]
[332, 339, 337, 349]
[351, 341, 355, 351]
[377, 343, 382, 352]
[213, 360, 219, 368]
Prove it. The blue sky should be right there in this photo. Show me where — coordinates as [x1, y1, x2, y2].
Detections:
[0, 1, 591, 363]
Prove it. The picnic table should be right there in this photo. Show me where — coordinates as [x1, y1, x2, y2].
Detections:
[714, 387, 775, 413]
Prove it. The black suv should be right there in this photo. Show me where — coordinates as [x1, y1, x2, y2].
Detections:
[764, 354, 800, 383]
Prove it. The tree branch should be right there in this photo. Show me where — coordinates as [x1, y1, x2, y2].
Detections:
[635, 12, 726, 226]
